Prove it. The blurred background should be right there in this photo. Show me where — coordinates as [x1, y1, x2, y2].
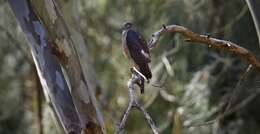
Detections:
[0, 0, 260, 133]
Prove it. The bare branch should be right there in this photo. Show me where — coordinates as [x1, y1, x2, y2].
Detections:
[116, 73, 159, 134]
[149, 25, 260, 71]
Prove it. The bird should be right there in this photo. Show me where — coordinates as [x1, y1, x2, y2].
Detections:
[121, 22, 152, 94]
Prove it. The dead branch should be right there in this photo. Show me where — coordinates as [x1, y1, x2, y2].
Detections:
[149, 25, 260, 71]
[115, 73, 159, 134]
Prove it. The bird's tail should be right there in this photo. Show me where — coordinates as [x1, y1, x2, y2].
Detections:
[140, 78, 145, 94]
[139, 63, 152, 81]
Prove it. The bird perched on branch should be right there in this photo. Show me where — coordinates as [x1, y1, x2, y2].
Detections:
[122, 22, 152, 94]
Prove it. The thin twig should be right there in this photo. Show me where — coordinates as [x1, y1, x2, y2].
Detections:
[185, 65, 256, 129]
[146, 45, 180, 107]
[184, 119, 216, 128]
[223, 88, 260, 117]
[222, 65, 253, 116]
[115, 73, 159, 134]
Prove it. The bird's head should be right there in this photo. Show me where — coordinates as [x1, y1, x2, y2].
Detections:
[122, 22, 133, 31]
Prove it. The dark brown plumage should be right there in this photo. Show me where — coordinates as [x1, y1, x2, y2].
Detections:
[122, 22, 152, 94]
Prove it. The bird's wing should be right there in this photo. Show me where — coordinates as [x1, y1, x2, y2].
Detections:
[136, 31, 150, 55]
[126, 29, 151, 64]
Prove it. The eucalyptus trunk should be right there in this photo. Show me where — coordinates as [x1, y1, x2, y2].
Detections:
[8, 0, 105, 133]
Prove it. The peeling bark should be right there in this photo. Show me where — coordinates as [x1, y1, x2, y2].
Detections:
[57, 0, 102, 103]
[9, 0, 105, 133]
[9, 0, 81, 133]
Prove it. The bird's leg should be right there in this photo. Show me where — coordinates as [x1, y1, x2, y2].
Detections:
[136, 82, 143, 94]
[130, 67, 145, 94]
[134, 75, 145, 94]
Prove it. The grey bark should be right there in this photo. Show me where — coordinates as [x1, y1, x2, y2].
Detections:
[9, 0, 105, 133]
[8, 0, 81, 133]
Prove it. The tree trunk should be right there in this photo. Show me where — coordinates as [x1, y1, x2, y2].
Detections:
[8, 0, 105, 133]
[57, 0, 102, 96]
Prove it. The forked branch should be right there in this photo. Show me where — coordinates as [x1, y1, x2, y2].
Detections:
[115, 72, 159, 134]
